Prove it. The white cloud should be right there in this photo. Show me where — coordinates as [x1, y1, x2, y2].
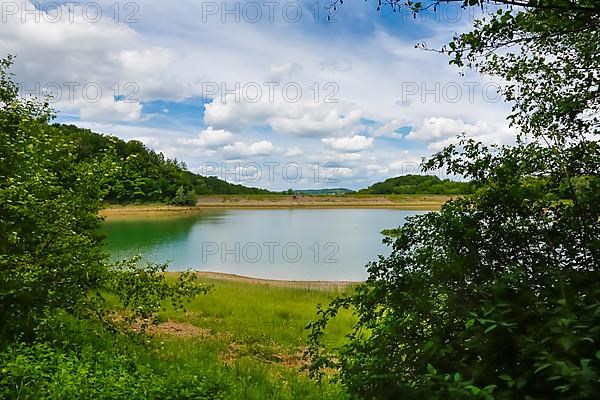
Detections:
[267, 62, 303, 81]
[270, 109, 362, 137]
[130, 136, 161, 148]
[179, 127, 234, 148]
[408, 117, 517, 150]
[1, 1, 175, 122]
[389, 159, 423, 174]
[322, 135, 374, 152]
[327, 152, 363, 162]
[1, 0, 520, 189]
[284, 146, 304, 157]
[336, 167, 354, 177]
[372, 119, 406, 138]
[407, 117, 473, 141]
[205, 94, 362, 137]
[223, 140, 274, 158]
[75, 97, 142, 122]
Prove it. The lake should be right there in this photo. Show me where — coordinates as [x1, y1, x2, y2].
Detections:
[101, 209, 426, 281]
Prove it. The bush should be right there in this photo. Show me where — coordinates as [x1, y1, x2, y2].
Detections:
[0, 342, 227, 400]
[0, 56, 109, 342]
[172, 186, 198, 206]
[307, 141, 600, 399]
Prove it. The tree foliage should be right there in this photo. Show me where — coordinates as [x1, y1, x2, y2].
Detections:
[308, 1, 600, 398]
[359, 174, 474, 195]
[0, 56, 108, 341]
[55, 124, 270, 205]
[172, 185, 198, 206]
[309, 140, 600, 399]
[0, 57, 207, 346]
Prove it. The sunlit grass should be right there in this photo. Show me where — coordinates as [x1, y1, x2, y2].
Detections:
[144, 275, 356, 398]
[159, 277, 356, 350]
[90, 275, 354, 398]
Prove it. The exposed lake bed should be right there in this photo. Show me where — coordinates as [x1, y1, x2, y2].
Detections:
[99, 194, 450, 218]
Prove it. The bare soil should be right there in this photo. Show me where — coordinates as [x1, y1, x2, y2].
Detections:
[99, 194, 451, 219]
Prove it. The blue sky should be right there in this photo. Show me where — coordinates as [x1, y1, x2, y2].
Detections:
[4, 0, 515, 190]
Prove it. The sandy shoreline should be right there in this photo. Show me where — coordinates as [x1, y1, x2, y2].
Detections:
[99, 195, 451, 218]
[168, 271, 361, 290]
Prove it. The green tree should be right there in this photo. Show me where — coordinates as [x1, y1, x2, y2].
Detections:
[173, 185, 187, 205]
[308, 1, 600, 398]
[359, 174, 474, 195]
[0, 56, 109, 341]
[0, 57, 208, 345]
[53, 123, 271, 204]
[172, 185, 197, 206]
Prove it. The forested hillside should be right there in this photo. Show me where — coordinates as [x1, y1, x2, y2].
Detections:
[55, 124, 270, 204]
[359, 174, 474, 195]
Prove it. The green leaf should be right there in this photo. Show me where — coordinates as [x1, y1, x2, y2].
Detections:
[427, 364, 437, 376]
[534, 363, 552, 374]
[465, 385, 481, 395]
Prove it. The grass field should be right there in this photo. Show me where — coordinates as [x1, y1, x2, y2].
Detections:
[0, 276, 356, 399]
[144, 275, 356, 398]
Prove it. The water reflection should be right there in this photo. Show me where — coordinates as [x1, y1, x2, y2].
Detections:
[101, 209, 425, 281]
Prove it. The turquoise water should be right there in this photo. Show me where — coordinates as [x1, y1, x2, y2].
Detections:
[101, 209, 425, 281]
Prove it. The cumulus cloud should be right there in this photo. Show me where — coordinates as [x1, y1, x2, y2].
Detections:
[1, 0, 175, 122]
[223, 140, 274, 158]
[407, 117, 517, 150]
[270, 109, 362, 137]
[179, 127, 234, 147]
[267, 62, 303, 81]
[335, 167, 354, 177]
[130, 136, 161, 148]
[0, 0, 520, 189]
[322, 135, 374, 152]
[326, 152, 363, 162]
[284, 146, 304, 157]
[372, 119, 407, 138]
[75, 97, 142, 121]
[407, 117, 474, 141]
[205, 94, 362, 137]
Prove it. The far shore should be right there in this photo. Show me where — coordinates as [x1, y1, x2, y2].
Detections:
[100, 194, 453, 218]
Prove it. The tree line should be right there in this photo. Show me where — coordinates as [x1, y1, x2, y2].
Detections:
[54, 125, 480, 200]
[56, 124, 270, 205]
[359, 174, 475, 195]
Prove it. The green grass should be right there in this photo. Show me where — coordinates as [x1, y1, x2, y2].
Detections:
[155, 277, 356, 398]
[96, 277, 355, 399]
[1, 279, 354, 399]
[159, 278, 356, 349]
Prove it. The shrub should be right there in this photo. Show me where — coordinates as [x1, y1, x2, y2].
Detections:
[0, 342, 227, 400]
[307, 141, 600, 399]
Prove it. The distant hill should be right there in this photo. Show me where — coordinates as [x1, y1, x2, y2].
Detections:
[359, 174, 474, 195]
[54, 124, 271, 204]
[293, 188, 355, 195]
